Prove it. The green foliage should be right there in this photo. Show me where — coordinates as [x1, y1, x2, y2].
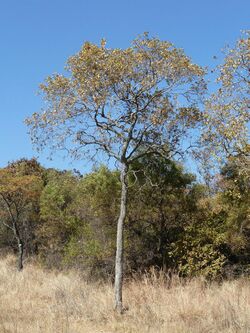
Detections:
[125, 155, 199, 271]
[169, 156, 250, 279]
[218, 158, 250, 274]
[37, 171, 79, 266]
[62, 166, 120, 275]
[76, 165, 120, 222]
[169, 217, 228, 279]
[64, 224, 103, 265]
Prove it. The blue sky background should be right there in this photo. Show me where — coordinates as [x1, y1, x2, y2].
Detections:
[0, 0, 249, 173]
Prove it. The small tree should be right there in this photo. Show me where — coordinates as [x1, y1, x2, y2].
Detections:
[38, 170, 78, 267]
[0, 161, 42, 270]
[26, 34, 205, 312]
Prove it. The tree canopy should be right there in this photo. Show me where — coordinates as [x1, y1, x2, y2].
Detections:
[202, 31, 249, 164]
[26, 33, 205, 164]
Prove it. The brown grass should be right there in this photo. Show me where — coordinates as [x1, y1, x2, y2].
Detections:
[0, 256, 250, 333]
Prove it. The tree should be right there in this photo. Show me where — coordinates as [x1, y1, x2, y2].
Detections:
[64, 166, 120, 276]
[219, 158, 250, 269]
[26, 33, 205, 312]
[201, 31, 249, 171]
[0, 160, 42, 270]
[126, 155, 196, 271]
[38, 170, 78, 267]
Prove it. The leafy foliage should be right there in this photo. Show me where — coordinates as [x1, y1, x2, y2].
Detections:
[202, 31, 249, 164]
[0, 159, 43, 268]
[0, 156, 249, 279]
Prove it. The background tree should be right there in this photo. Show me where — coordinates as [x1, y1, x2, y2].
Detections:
[26, 33, 205, 312]
[126, 155, 196, 271]
[218, 158, 250, 275]
[37, 170, 79, 267]
[64, 166, 120, 276]
[193, 32, 250, 275]
[0, 159, 43, 270]
[201, 31, 249, 171]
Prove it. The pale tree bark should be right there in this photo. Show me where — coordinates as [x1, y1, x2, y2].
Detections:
[17, 238, 24, 271]
[114, 162, 128, 313]
[12, 219, 24, 271]
[0, 194, 24, 271]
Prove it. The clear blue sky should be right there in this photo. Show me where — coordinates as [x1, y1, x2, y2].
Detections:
[0, 0, 249, 172]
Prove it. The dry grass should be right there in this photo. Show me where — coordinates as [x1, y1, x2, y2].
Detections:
[0, 256, 250, 333]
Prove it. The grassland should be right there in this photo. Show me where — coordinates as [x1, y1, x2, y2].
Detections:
[0, 256, 249, 333]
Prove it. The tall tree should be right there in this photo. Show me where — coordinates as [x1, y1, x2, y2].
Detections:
[201, 31, 249, 171]
[26, 33, 205, 312]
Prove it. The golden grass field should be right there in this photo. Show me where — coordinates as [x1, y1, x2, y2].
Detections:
[0, 256, 250, 333]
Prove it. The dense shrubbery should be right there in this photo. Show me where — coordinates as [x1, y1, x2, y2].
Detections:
[0, 156, 249, 279]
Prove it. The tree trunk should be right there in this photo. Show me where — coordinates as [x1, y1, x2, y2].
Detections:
[13, 222, 24, 271]
[17, 239, 24, 271]
[114, 163, 128, 313]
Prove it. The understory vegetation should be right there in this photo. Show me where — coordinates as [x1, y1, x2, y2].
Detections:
[0, 155, 249, 280]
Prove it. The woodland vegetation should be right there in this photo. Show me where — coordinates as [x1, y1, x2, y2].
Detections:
[0, 32, 249, 313]
[0, 155, 249, 279]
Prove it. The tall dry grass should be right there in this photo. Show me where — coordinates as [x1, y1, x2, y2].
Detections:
[0, 256, 249, 333]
